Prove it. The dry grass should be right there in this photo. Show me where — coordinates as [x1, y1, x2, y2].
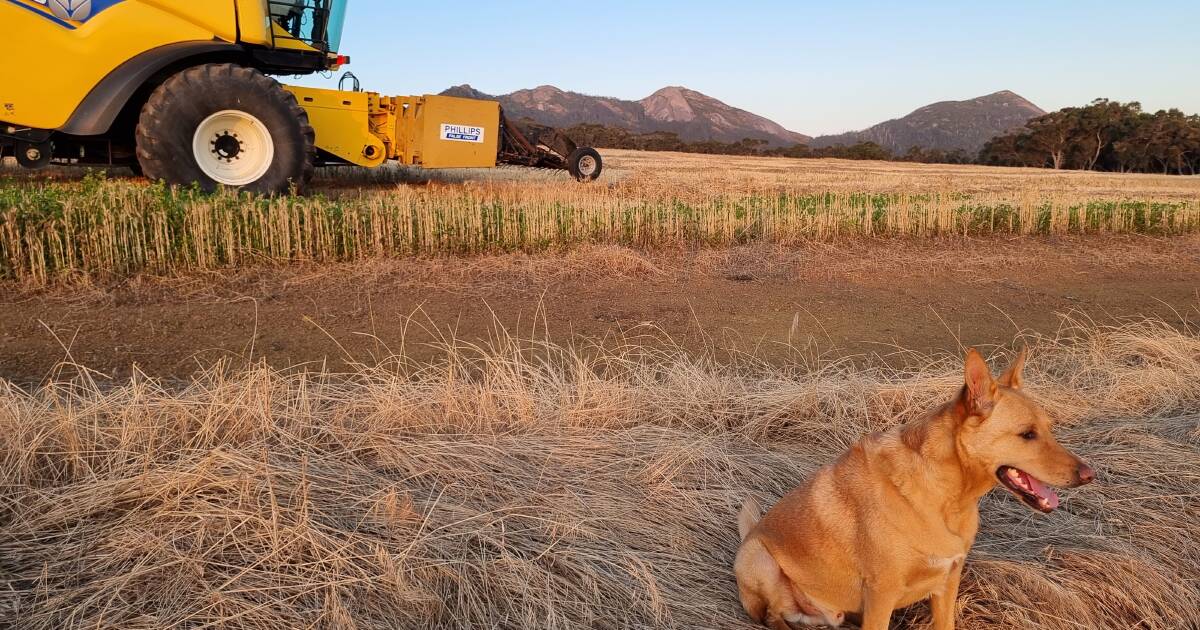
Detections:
[3, 152, 1200, 285]
[1, 319, 1197, 628]
[600, 150, 1200, 199]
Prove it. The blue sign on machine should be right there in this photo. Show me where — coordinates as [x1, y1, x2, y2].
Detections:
[13, 0, 126, 26]
[440, 123, 485, 144]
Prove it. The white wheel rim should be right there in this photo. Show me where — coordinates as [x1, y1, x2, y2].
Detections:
[192, 110, 275, 186]
[577, 155, 598, 177]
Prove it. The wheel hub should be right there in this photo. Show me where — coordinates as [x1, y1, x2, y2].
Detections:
[212, 132, 242, 162]
[577, 155, 597, 177]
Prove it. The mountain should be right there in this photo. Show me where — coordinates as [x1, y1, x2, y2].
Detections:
[441, 84, 810, 147]
[810, 91, 1045, 154]
[440, 85, 1044, 154]
[640, 86, 810, 145]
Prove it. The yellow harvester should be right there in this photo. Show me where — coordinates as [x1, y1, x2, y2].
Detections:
[0, 0, 603, 193]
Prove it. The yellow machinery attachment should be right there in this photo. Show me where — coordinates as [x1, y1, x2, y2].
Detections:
[390, 95, 501, 169]
[285, 87, 501, 170]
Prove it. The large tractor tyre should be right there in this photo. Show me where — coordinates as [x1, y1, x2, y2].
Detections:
[135, 64, 315, 195]
[567, 147, 603, 182]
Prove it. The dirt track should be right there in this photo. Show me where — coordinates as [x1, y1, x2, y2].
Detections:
[2, 235, 1197, 386]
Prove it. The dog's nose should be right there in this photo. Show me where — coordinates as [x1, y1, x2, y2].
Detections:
[1077, 463, 1095, 485]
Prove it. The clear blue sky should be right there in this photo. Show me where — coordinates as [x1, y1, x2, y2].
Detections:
[301, 1, 1200, 136]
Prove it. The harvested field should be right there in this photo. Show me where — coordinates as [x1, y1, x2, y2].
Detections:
[3, 152, 1200, 284]
[1, 320, 1198, 629]
[4, 152, 1199, 384]
[4, 236, 1199, 385]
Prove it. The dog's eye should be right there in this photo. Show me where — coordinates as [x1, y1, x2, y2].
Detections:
[1020, 430, 1038, 441]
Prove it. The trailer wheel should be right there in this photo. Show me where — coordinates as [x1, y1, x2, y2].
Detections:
[567, 147, 603, 182]
[15, 141, 52, 170]
[136, 64, 315, 195]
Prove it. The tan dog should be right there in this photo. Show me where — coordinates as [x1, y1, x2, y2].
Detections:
[735, 349, 1094, 629]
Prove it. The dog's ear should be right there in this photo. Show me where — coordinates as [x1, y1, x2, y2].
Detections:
[963, 348, 997, 418]
[998, 347, 1027, 389]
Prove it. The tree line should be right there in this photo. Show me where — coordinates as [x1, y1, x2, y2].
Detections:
[559, 123, 973, 164]
[979, 100, 1200, 174]
[557, 99, 1200, 175]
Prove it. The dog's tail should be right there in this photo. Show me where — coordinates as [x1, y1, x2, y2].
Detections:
[737, 497, 762, 541]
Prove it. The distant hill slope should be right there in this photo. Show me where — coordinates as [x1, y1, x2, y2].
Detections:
[638, 86, 810, 145]
[810, 91, 1045, 154]
[441, 84, 810, 147]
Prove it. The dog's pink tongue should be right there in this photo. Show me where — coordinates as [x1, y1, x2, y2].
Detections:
[1024, 473, 1060, 509]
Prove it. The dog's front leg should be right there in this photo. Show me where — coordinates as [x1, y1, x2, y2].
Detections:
[859, 584, 900, 630]
[930, 561, 964, 630]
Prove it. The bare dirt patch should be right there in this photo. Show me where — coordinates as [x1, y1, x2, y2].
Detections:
[3, 235, 1197, 386]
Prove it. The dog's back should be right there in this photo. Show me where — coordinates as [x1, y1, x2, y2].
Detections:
[735, 472, 852, 629]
